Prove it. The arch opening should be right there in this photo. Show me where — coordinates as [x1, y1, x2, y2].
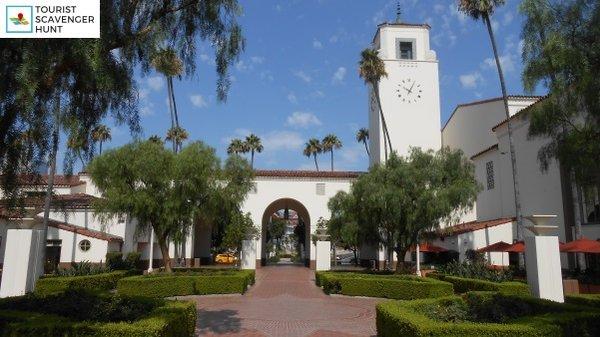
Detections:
[261, 198, 311, 267]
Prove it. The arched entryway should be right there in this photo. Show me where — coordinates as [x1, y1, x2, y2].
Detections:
[261, 198, 311, 267]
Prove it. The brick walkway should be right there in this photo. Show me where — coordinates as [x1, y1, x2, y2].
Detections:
[181, 265, 381, 337]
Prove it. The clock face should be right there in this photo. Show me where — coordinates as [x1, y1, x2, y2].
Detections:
[396, 78, 423, 104]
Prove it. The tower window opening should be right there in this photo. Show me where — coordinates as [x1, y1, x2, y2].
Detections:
[397, 40, 414, 60]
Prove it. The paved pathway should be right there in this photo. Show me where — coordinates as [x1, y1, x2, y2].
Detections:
[181, 265, 381, 337]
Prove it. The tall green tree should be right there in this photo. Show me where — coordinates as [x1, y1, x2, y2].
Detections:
[244, 134, 263, 169]
[356, 128, 370, 158]
[303, 138, 323, 171]
[322, 134, 343, 171]
[359, 48, 392, 161]
[88, 140, 253, 272]
[269, 218, 287, 252]
[221, 211, 259, 263]
[227, 138, 247, 155]
[152, 48, 184, 152]
[520, 0, 600, 267]
[328, 191, 361, 266]
[91, 124, 111, 155]
[348, 148, 480, 269]
[1, 1, 246, 276]
[458, 0, 525, 251]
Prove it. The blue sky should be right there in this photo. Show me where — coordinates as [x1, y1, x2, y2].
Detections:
[95, 0, 540, 173]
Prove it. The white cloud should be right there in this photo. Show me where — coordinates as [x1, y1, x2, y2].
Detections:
[332, 67, 347, 84]
[235, 60, 249, 72]
[146, 76, 164, 91]
[293, 70, 312, 83]
[286, 111, 322, 128]
[139, 104, 154, 117]
[262, 130, 304, 152]
[312, 39, 323, 50]
[260, 70, 274, 82]
[250, 56, 265, 64]
[459, 72, 483, 89]
[503, 12, 514, 26]
[189, 94, 208, 108]
[287, 92, 298, 104]
[482, 54, 515, 73]
[311, 90, 325, 99]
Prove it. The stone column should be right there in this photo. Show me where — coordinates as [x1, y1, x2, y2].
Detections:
[241, 239, 258, 270]
[315, 240, 331, 271]
[1, 229, 44, 297]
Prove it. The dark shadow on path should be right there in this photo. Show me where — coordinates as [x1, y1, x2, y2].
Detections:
[196, 309, 242, 335]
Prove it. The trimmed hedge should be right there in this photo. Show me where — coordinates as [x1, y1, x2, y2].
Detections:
[35, 270, 131, 296]
[316, 272, 453, 300]
[428, 273, 530, 296]
[0, 300, 196, 337]
[377, 293, 600, 337]
[565, 293, 600, 309]
[117, 270, 255, 297]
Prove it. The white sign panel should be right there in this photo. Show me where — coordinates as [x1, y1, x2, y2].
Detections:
[1, 0, 100, 38]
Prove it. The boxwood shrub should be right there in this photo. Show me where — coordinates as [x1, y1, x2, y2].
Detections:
[377, 292, 600, 337]
[316, 272, 453, 300]
[428, 273, 530, 296]
[565, 293, 600, 309]
[117, 270, 255, 297]
[0, 291, 196, 337]
[35, 270, 131, 296]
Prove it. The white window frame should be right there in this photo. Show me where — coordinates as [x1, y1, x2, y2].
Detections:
[396, 38, 416, 60]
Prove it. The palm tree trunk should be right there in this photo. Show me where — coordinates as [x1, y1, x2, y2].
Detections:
[330, 150, 334, 171]
[484, 14, 524, 265]
[99, 141, 103, 155]
[251, 150, 255, 169]
[373, 82, 393, 161]
[313, 153, 319, 171]
[38, 95, 61, 277]
[571, 170, 586, 269]
[166, 76, 177, 153]
[363, 140, 370, 157]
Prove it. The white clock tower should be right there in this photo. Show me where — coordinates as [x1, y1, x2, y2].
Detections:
[368, 19, 442, 164]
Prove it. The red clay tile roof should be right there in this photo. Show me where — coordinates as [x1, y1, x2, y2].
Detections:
[14, 174, 86, 187]
[41, 217, 122, 242]
[491, 96, 548, 132]
[442, 95, 544, 131]
[439, 217, 515, 238]
[470, 144, 499, 160]
[254, 170, 362, 179]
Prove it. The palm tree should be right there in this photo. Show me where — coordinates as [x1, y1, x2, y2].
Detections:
[66, 134, 87, 168]
[148, 135, 163, 144]
[356, 128, 370, 158]
[458, 0, 524, 260]
[359, 48, 392, 161]
[152, 48, 184, 152]
[244, 134, 263, 169]
[165, 126, 189, 151]
[91, 124, 111, 155]
[303, 138, 322, 171]
[227, 138, 247, 155]
[322, 134, 343, 171]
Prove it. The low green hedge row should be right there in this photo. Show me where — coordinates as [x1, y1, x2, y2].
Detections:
[35, 271, 131, 296]
[0, 300, 196, 337]
[316, 272, 453, 300]
[376, 293, 600, 337]
[117, 270, 255, 298]
[428, 273, 530, 296]
[565, 293, 600, 309]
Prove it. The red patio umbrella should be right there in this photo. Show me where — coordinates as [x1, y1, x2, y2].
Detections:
[477, 241, 512, 253]
[410, 243, 448, 253]
[560, 238, 600, 253]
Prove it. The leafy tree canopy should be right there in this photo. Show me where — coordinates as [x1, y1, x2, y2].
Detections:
[0, 0, 245, 198]
[520, 0, 600, 187]
[88, 140, 253, 272]
[340, 148, 480, 268]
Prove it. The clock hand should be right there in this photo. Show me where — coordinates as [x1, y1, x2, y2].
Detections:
[408, 81, 416, 93]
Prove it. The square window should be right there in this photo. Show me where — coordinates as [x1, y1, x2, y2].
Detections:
[486, 161, 495, 190]
[316, 183, 326, 196]
[397, 40, 414, 60]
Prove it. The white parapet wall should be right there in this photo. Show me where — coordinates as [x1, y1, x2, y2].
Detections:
[315, 241, 331, 271]
[525, 235, 564, 303]
[0, 229, 44, 298]
[241, 239, 258, 270]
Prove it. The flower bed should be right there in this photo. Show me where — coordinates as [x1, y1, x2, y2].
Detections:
[35, 270, 132, 296]
[376, 292, 600, 337]
[117, 269, 255, 297]
[0, 290, 196, 337]
[316, 271, 453, 300]
[428, 273, 530, 296]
